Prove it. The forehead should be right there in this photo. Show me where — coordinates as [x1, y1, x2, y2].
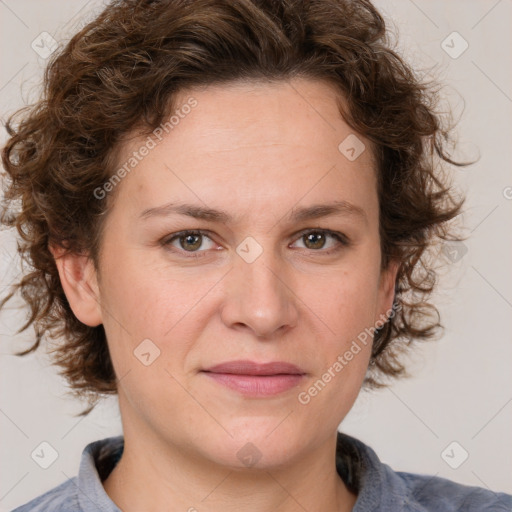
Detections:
[166, 78, 369, 160]
[110, 78, 377, 222]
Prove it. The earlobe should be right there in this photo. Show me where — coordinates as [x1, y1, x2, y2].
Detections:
[49, 245, 103, 327]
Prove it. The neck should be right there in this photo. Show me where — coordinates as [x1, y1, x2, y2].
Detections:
[103, 425, 357, 512]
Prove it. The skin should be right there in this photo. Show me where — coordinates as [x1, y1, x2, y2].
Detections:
[53, 78, 398, 512]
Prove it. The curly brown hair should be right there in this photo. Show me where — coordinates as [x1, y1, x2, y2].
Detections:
[1, 0, 466, 416]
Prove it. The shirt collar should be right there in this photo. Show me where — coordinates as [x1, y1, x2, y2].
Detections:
[77, 435, 123, 512]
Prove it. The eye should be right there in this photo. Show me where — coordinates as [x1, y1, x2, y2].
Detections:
[161, 228, 349, 259]
[291, 229, 348, 254]
[162, 230, 217, 257]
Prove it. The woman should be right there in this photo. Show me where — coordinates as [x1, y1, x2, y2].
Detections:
[2, 0, 510, 510]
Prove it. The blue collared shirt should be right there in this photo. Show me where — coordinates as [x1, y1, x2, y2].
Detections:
[11, 432, 512, 511]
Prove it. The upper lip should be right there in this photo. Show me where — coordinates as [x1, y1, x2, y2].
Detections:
[202, 360, 306, 376]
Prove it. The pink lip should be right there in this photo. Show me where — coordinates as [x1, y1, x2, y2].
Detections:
[204, 360, 305, 375]
[201, 360, 306, 397]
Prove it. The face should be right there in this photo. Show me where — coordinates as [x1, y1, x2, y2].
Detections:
[80, 78, 397, 468]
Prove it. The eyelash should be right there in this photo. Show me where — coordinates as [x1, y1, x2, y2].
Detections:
[160, 228, 349, 259]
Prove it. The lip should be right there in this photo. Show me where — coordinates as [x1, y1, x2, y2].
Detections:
[201, 360, 306, 397]
[204, 360, 305, 376]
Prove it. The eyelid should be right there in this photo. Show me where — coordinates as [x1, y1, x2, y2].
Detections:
[293, 228, 349, 245]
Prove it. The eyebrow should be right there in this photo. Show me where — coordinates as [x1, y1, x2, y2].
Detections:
[139, 200, 367, 224]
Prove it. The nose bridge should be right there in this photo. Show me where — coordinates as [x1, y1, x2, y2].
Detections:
[221, 237, 298, 337]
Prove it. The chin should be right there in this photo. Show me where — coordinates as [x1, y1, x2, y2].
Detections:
[196, 420, 306, 470]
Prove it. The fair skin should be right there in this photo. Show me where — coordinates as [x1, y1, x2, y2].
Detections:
[52, 78, 398, 512]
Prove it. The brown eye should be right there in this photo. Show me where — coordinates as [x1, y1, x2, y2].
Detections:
[303, 232, 327, 250]
[291, 229, 349, 254]
[162, 230, 216, 256]
[179, 233, 203, 251]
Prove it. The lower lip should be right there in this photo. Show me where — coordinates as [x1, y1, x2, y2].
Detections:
[202, 372, 304, 397]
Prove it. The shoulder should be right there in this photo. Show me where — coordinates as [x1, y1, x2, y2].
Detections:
[394, 469, 512, 512]
[337, 431, 512, 512]
[10, 435, 124, 512]
[10, 477, 80, 512]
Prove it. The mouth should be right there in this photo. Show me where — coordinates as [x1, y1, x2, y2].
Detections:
[201, 360, 306, 397]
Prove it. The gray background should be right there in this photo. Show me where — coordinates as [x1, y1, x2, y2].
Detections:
[1, 0, 511, 509]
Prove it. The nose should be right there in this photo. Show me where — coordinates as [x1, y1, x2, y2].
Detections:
[220, 247, 299, 339]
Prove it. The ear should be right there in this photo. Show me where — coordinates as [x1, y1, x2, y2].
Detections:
[375, 259, 399, 325]
[49, 245, 102, 327]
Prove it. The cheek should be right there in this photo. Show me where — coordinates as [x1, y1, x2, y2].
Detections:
[99, 248, 204, 336]
[97, 252, 227, 394]
[97, 258, 198, 413]
[302, 265, 380, 403]
[319, 265, 381, 335]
